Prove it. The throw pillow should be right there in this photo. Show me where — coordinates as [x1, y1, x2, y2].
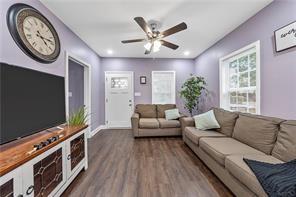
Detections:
[244, 158, 296, 197]
[165, 108, 180, 120]
[194, 110, 220, 130]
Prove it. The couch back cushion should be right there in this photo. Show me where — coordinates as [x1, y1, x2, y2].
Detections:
[272, 120, 296, 162]
[156, 104, 176, 118]
[136, 104, 157, 118]
[232, 114, 284, 154]
[213, 108, 238, 136]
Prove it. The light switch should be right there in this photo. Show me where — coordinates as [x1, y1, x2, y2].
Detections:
[68, 92, 72, 97]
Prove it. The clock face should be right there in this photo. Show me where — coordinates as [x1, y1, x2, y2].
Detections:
[7, 4, 60, 63]
[23, 16, 56, 56]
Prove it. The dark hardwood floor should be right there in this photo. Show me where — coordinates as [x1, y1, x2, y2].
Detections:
[62, 129, 233, 197]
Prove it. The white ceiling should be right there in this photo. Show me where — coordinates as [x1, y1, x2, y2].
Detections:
[41, 0, 273, 59]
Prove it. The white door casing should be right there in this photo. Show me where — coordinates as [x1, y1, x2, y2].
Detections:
[65, 52, 92, 137]
[105, 71, 134, 128]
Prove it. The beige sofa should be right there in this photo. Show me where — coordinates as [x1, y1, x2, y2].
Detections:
[181, 108, 296, 197]
[131, 104, 183, 137]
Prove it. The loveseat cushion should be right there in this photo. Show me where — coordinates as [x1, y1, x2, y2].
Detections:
[272, 120, 296, 162]
[139, 118, 159, 129]
[199, 138, 265, 166]
[158, 118, 180, 128]
[213, 108, 238, 136]
[225, 155, 283, 197]
[157, 104, 176, 118]
[232, 114, 284, 154]
[184, 127, 225, 145]
[136, 104, 157, 118]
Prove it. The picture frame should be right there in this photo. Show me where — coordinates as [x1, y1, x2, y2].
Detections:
[274, 21, 296, 52]
[140, 76, 146, 84]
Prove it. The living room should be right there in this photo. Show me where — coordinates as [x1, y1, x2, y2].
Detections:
[0, 0, 295, 196]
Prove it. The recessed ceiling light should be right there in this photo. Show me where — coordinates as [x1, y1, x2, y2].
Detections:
[184, 51, 190, 56]
[107, 49, 113, 55]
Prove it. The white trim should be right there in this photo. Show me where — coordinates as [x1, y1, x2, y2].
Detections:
[65, 52, 92, 137]
[90, 125, 107, 137]
[104, 71, 134, 128]
[151, 70, 176, 104]
[219, 40, 260, 114]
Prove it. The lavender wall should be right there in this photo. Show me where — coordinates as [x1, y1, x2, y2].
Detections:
[194, 0, 296, 119]
[0, 0, 101, 130]
[99, 58, 195, 124]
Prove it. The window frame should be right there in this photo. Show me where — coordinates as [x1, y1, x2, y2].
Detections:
[219, 40, 261, 114]
[151, 70, 176, 104]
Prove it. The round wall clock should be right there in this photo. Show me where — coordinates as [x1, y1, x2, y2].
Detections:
[7, 3, 60, 63]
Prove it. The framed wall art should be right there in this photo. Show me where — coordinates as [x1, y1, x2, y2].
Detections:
[274, 21, 296, 52]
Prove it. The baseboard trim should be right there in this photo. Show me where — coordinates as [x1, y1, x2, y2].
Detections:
[90, 125, 107, 137]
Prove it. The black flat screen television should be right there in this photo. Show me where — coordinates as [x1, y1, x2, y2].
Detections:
[0, 62, 66, 145]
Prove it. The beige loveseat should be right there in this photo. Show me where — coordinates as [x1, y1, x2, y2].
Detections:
[181, 108, 296, 197]
[131, 104, 183, 137]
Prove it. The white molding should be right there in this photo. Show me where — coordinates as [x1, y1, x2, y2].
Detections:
[151, 70, 176, 104]
[90, 125, 107, 137]
[219, 40, 261, 114]
[65, 52, 92, 138]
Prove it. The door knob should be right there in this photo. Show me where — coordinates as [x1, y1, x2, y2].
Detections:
[26, 185, 34, 195]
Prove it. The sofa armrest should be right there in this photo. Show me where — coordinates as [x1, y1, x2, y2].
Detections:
[180, 117, 195, 133]
[131, 113, 140, 137]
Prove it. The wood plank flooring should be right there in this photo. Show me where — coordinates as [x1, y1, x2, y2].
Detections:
[62, 129, 233, 197]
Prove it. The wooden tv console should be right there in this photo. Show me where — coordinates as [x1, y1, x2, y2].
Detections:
[0, 125, 88, 197]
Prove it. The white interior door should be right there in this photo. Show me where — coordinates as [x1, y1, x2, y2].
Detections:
[105, 71, 134, 128]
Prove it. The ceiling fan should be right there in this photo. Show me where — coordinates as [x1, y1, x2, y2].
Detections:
[121, 17, 187, 54]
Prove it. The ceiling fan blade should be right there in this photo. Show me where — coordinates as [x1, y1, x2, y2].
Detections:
[134, 17, 152, 35]
[161, 22, 187, 38]
[121, 39, 145, 43]
[160, 40, 179, 50]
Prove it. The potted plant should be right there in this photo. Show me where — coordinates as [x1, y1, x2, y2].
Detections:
[180, 74, 207, 116]
[67, 106, 89, 126]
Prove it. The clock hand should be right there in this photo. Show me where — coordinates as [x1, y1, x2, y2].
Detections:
[36, 34, 50, 49]
[41, 37, 54, 44]
[36, 33, 54, 44]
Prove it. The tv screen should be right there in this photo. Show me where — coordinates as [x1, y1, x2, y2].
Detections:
[0, 63, 66, 145]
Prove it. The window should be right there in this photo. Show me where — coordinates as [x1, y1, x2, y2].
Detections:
[152, 71, 176, 104]
[111, 77, 128, 89]
[219, 41, 260, 114]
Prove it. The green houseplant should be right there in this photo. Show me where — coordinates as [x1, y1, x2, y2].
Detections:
[180, 74, 207, 116]
[67, 106, 89, 126]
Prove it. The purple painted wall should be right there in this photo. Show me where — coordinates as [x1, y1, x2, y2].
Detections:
[99, 58, 195, 124]
[0, 0, 101, 130]
[194, 0, 296, 119]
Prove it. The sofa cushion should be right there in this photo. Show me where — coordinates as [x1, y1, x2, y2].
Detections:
[184, 127, 225, 145]
[165, 108, 180, 120]
[157, 104, 176, 118]
[194, 110, 220, 130]
[199, 138, 265, 166]
[136, 104, 157, 118]
[213, 108, 238, 136]
[158, 118, 180, 128]
[272, 120, 296, 162]
[225, 155, 283, 197]
[139, 118, 159, 129]
[233, 114, 284, 154]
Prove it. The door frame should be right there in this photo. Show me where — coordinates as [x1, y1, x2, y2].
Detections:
[105, 71, 134, 128]
[65, 52, 92, 137]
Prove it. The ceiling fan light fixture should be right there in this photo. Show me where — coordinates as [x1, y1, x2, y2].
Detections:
[144, 42, 152, 50]
[153, 40, 161, 52]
